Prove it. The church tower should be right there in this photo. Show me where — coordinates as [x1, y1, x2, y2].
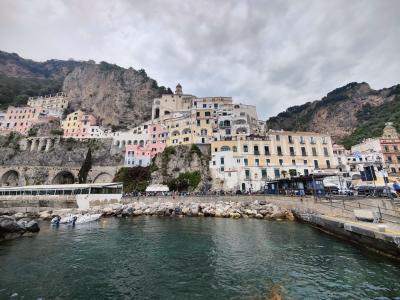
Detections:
[382, 122, 399, 139]
[175, 83, 183, 95]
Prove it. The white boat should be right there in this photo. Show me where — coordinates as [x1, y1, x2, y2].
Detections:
[75, 213, 102, 224]
[54, 213, 102, 225]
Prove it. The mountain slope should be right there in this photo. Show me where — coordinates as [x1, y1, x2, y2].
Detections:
[63, 62, 171, 129]
[0, 50, 172, 128]
[267, 82, 400, 148]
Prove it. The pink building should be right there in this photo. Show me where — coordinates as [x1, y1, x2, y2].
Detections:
[125, 123, 168, 166]
[0, 106, 59, 135]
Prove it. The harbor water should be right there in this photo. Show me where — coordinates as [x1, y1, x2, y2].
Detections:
[0, 217, 399, 299]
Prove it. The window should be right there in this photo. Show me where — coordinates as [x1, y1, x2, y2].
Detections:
[255, 159, 259, 166]
[276, 135, 280, 141]
[394, 145, 398, 152]
[205, 111, 211, 117]
[388, 156, 393, 162]
[225, 128, 231, 135]
[301, 147, 307, 156]
[290, 147, 295, 156]
[213, 161, 216, 165]
[385, 146, 389, 152]
[203, 104, 207, 108]
[244, 159, 248, 166]
[277, 146, 283, 156]
[220, 157, 224, 165]
[304, 169, 309, 176]
[314, 160, 319, 169]
[266, 159, 270, 165]
[274, 169, 280, 178]
[264, 146, 270, 155]
[288, 136, 293, 143]
[221, 146, 231, 151]
[312, 147, 317, 156]
[300, 136, 305, 144]
[243, 145, 248, 152]
[304, 160, 307, 165]
[326, 160, 331, 168]
[323, 147, 329, 156]
[292, 159, 296, 165]
[233, 146, 237, 152]
[254, 145, 259, 155]
[245, 170, 250, 179]
[279, 159, 283, 166]
[261, 169, 267, 179]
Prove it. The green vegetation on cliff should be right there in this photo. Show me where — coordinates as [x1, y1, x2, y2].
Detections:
[113, 167, 151, 193]
[165, 171, 202, 192]
[0, 74, 62, 109]
[340, 95, 400, 149]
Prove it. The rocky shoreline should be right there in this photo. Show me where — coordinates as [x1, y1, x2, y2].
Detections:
[62, 200, 293, 220]
[0, 200, 293, 242]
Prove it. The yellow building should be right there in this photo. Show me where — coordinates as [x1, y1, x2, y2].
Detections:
[210, 131, 336, 192]
[62, 110, 97, 139]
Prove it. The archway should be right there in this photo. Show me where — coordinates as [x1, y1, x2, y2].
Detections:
[26, 140, 32, 151]
[93, 172, 113, 183]
[1, 170, 19, 186]
[52, 171, 76, 184]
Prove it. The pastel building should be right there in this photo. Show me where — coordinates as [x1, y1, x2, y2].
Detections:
[62, 110, 98, 139]
[0, 106, 59, 135]
[209, 131, 336, 192]
[27, 92, 69, 113]
[124, 123, 168, 166]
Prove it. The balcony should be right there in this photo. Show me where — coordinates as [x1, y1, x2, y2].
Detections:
[254, 150, 260, 155]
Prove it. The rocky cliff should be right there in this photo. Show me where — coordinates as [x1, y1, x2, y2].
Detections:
[267, 82, 400, 148]
[0, 50, 172, 127]
[151, 145, 211, 191]
[62, 63, 170, 129]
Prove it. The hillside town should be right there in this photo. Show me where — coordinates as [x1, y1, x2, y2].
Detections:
[0, 84, 399, 195]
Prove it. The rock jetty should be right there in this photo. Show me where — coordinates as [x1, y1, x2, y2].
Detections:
[94, 200, 294, 220]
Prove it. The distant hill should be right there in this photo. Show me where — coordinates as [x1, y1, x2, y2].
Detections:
[266, 82, 400, 149]
[0, 50, 172, 128]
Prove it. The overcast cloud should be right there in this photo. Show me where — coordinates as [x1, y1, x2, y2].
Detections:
[1, 0, 399, 119]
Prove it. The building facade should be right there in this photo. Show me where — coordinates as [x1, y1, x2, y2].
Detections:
[210, 131, 336, 192]
[27, 92, 69, 113]
[0, 106, 59, 135]
[62, 110, 98, 139]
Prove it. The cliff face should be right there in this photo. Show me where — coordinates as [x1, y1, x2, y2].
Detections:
[151, 145, 211, 191]
[62, 63, 168, 128]
[267, 82, 400, 147]
[0, 50, 172, 126]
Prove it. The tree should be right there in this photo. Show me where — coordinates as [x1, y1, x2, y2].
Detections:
[78, 148, 92, 183]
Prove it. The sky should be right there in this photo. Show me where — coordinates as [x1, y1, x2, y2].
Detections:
[0, 0, 399, 120]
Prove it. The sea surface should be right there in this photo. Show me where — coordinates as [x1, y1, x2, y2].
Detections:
[0, 217, 399, 300]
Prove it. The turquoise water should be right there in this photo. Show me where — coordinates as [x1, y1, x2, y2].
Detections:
[0, 217, 399, 299]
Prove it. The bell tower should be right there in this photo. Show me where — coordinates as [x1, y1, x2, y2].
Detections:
[175, 83, 183, 95]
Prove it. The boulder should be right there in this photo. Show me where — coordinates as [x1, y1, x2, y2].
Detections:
[25, 220, 40, 233]
[39, 211, 53, 220]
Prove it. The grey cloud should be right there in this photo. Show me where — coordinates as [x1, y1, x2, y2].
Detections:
[0, 0, 399, 119]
